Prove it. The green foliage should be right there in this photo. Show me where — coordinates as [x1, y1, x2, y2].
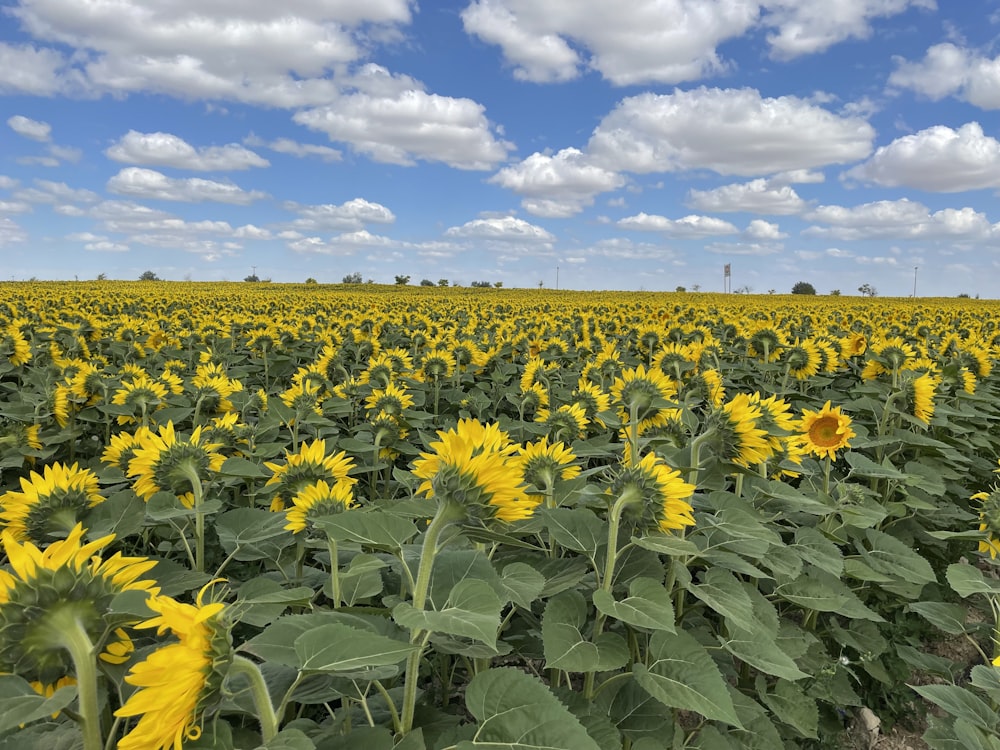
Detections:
[394, 275, 411, 285]
[791, 281, 816, 295]
[138, 269, 160, 281]
[342, 272, 363, 283]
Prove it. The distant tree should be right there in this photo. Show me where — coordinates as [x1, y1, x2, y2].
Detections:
[244, 274, 260, 282]
[471, 280, 492, 288]
[791, 281, 817, 295]
[366, 278, 375, 284]
[829, 289, 841, 296]
[438, 279, 449, 287]
[858, 283, 878, 297]
[342, 272, 363, 284]
[305, 277, 318, 285]
[690, 284, 701, 292]
[957, 292, 971, 298]
[734, 285, 753, 294]
[768, 289, 776, 295]
[493, 281, 503, 288]
[96, 272, 108, 281]
[420, 279, 435, 286]
[139, 270, 160, 281]
[538, 280, 544, 288]
[394, 274, 410, 285]
[675, 285, 686, 293]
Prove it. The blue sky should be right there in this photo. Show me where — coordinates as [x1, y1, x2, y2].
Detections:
[2, 0, 1000, 295]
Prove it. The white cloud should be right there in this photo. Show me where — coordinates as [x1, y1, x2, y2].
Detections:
[846, 122, 1000, 192]
[889, 42, 1000, 109]
[16, 156, 60, 168]
[444, 216, 555, 242]
[294, 90, 511, 169]
[618, 212, 740, 237]
[107, 168, 267, 204]
[804, 198, 1000, 241]
[489, 148, 625, 217]
[287, 230, 394, 255]
[703, 240, 782, 256]
[289, 198, 396, 231]
[0, 201, 31, 214]
[0, 217, 28, 245]
[7, 115, 51, 141]
[244, 134, 342, 163]
[588, 87, 874, 176]
[0, 176, 18, 190]
[106, 131, 269, 171]
[49, 145, 81, 163]
[744, 219, 786, 239]
[15, 180, 100, 204]
[85, 240, 130, 252]
[687, 178, 808, 214]
[0, 42, 68, 95]
[770, 169, 826, 184]
[763, 0, 936, 60]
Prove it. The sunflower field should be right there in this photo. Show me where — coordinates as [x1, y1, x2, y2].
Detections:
[2, 281, 1000, 750]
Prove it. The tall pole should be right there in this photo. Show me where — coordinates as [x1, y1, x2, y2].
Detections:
[913, 266, 918, 297]
[556, 265, 559, 290]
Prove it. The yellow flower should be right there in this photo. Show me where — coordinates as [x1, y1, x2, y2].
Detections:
[412, 419, 537, 523]
[279, 380, 324, 420]
[111, 374, 169, 426]
[610, 365, 677, 423]
[902, 371, 940, 426]
[128, 422, 225, 506]
[975, 489, 1000, 559]
[365, 381, 415, 418]
[712, 394, 773, 467]
[797, 400, 855, 460]
[101, 427, 153, 472]
[116, 584, 231, 750]
[284, 480, 356, 534]
[783, 340, 822, 380]
[2, 323, 31, 366]
[610, 452, 695, 534]
[0, 524, 158, 685]
[535, 402, 590, 441]
[515, 437, 581, 494]
[29, 675, 77, 718]
[0, 462, 105, 543]
[572, 379, 611, 427]
[265, 440, 357, 511]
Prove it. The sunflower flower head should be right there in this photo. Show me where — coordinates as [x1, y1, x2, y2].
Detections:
[116, 582, 232, 750]
[127, 422, 225, 506]
[572, 380, 611, 427]
[535, 402, 589, 442]
[900, 371, 940, 426]
[284, 480, 357, 534]
[610, 365, 677, 424]
[111, 374, 169, 426]
[514, 437, 581, 495]
[1, 324, 32, 367]
[975, 489, 1000, 559]
[265, 440, 357, 512]
[365, 381, 414, 418]
[608, 452, 695, 535]
[371, 410, 408, 459]
[796, 400, 856, 461]
[783, 340, 822, 381]
[1, 462, 105, 544]
[101, 427, 153, 473]
[0, 524, 158, 685]
[412, 419, 537, 523]
[709, 393, 773, 468]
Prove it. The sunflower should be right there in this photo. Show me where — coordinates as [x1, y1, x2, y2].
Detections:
[519, 382, 549, 415]
[783, 340, 822, 380]
[535, 402, 590, 441]
[901, 371, 940, 426]
[0, 524, 158, 685]
[520, 357, 554, 392]
[0, 419, 42, 459]
[365, 381, 415, 418]
[412, 419, 536, 523]
[111, 374, 169, 426]
[128, 422, 225, 507]
[610, 365, 677, 424]
[264, 440, 357, 512]
[681, 369, 725, 408]
[190, 373, 244, 415]
[418, 351, 456, 381]
[748, 393, 796, 453]
[797, 400, 856, 460]
[370, 410, 409, 459]
[974, 489, 1000, 559]
[652, 342, 695, 382]
[101, 427, 153, 472]
[571, 379, 611, 428]
[284, 480, 357, 534]
[609, 452, 695, 535]
[116, 584, 232, 750]
[514, 437, 581, 494]
[1, 323, 32, 366]
[279, 380, 324, 421]
[0, 462, 105, 544]
[708, 394, 773, 468]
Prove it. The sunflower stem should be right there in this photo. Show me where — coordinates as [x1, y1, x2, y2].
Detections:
[180, 463, 206, 573]
[230, 655, 279, 743]
[48, 611, 103, 750]
[400, 500, 464, 735]
[627, 402, 640, 468]
[327, 536, 341, 609]
[822, 455, 831, 497]
[687, 428, 714, 488]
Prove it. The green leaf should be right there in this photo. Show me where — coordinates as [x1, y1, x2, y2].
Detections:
[254, 728, 316, 749]
[315, 510, 418, 549]
[542, 589, 629, 672]
[457, 667, 601, 750]
[220, 455, 270, 479]
[946, 563, 1000, 598]
[776, 569, 884, 621]
[845, 452, 909, 480]
[722, 629, 807, 681]
[791, 527, 844, 576]
[216, 508, 292, 561]
[243, 613, 406, 666]
[540, 507, 606, 555]
[603, 679, 674, 741]
[858, 528, 936, 587]
[634, 629, 743, 728]
[393, 579, 503, 647]
[235, 578, 315, 627]
[727, 688, 783, 750]
[337, 553, 386, 606]
[757, 678, 818, 739]
[85, 489, 146, 540]
[427, 549, 504, 609]
[911, 684, 998, 733]
[592, 577, 676, 632]
[500, 562, 546, 609]
[146, 490, 221, 520]
[0, 675, 77, 734]
[294, 623, 417, 673]
[687, 568, 756, 631]
[907, 602, 967, 635]
[970, 665, 1000, 704]
[632, 533, 700, 557]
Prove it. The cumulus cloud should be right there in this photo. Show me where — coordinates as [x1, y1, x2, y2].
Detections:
[763, 0, 936, 60]
[288, 198, 396, 231]
[687, 178, 808, 214]
[0, 217, 27, 245]
[0, 42, 68, 95]
[294, 90, 511, 169]
[7, 115, 51, 141]
[588, 87, 874, 176]
[618, 212, 740, 237]
[846, 122, 1000, 192]
[804, 198, 1000, 241]
[244, 134, 342, 163]
[106, 131, 269, 171]
[14, 179, 100, 204]
[744, 219, 786, 239]
[107, 167, 267, 204]
[444, 216, 555, 242]
[287, 229, 395, 254]
[489, 148, 625, 217]
[889, 42, 1000, 109]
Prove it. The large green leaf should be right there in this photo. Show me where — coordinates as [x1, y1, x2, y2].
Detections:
[294, 623, 417, 673]
[0, 675, 78, 734]
[335, 552, 386, 606]
[791, 527, 844, 576]
[687, 568, 756, 631]
[907, 602, 967, 635]
[722, 629, 807, 681]
[857, 528, 935, 587]
[633, 629, 743, 728]
[457, 667, 601, 750]
[542, 589, 629, 672]
[946, 563, 1000, 598]
[592, 576, 676, 632]
[845, 452, 909, 480]
[315, 510, 418, 549]
[757, 678, 818, 739]
[911, 684, 998, 733]
[243, 612, 406, 666]
[216, 508, 293, 561]
[540, 507, 607, 555]
[500, 562, 546, 609]
[393, 579, 503, 647]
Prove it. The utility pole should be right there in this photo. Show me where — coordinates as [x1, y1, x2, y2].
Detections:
[556, 265, 559, 290]
[913, 266, 918, 297]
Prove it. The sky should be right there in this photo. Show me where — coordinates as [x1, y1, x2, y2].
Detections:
[3, 1, 1000, 295]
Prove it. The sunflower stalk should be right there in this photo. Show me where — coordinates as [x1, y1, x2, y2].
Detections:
[229, 655, 279, 743]
[179, 462, 207, 573]
[43, 610, 103, 750]
[327, 536, 341, 609]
